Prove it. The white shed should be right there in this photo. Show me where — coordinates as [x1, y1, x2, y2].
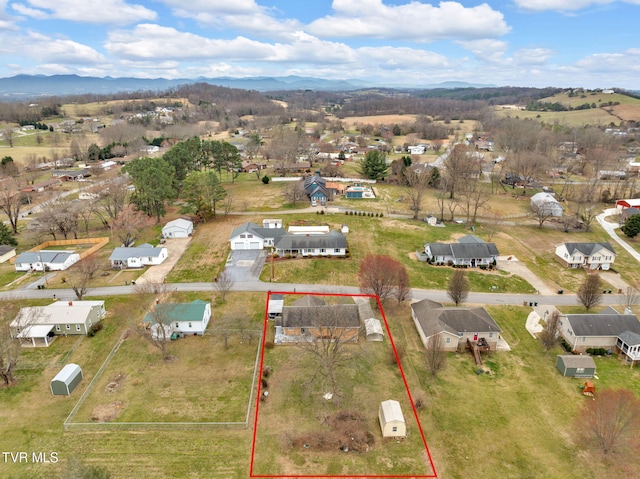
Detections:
[162, 218, 193, 238]
[50, 363, 83, 396]
[379, 399, 406, 437]
[365, 318, 384, 341]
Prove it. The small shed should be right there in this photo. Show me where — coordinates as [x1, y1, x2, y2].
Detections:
[556, 355, 597, 378]
[379, 399, 406, 438]
[0, 245, 16, 263]
[162, 218, 193, 238]
[50, 363, 83, 396]
[268, 294, 284, 319]
[365, 318, 384, 341]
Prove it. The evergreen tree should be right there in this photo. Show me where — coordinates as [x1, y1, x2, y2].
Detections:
[358, 150, 389, 180]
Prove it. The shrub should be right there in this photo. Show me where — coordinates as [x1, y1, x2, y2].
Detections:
[264, 341, 275, 350]
[261, 378, 269, 388]
[87, 322, 104, 337]
[560, 338, 572, 352]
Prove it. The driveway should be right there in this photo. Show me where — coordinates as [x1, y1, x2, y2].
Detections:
[136, 238, 191, 284]
[224, 249, 267, 282]
[497, 255, 556, 295]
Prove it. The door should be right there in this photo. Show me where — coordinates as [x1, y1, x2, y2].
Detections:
[473, 333, 478, 341]
[233, 242, 245, 250]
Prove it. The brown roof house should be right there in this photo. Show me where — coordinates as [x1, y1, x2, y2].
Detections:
[411, 299, 503, 352]
[275, 295, 360, 344]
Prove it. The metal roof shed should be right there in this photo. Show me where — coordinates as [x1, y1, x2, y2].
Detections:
[50, 363, 83, 396]
[379, 399, 406, 438]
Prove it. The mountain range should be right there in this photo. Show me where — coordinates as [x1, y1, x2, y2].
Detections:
[0, 74, 496, 100]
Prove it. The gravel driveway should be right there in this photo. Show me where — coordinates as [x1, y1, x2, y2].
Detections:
[224, 249, 267, 282]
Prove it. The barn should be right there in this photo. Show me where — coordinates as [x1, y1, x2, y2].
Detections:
[556, 355, 596, 378]
[378, 399, 406, 438]
[50, 363, 83, 396]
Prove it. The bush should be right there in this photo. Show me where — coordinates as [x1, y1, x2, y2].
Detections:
[87, 322, 104, 337]
[560, 338, 572, 352]
[264, 341, 275, 350]
[586, 347, 607, 356]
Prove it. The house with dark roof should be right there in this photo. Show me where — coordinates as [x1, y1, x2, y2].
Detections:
[411, 299, 502, 352]
[0, 245, 16, 263]
[14, 250, 80, 272]
[558, 307, 640, 354]
[229, 222, 286, 250]
[277, 295, 360, 343]
[555, 242, 616, 270]
[303, 174, 332, 205]
[275, 230, 347, 257]
[424, 235, 499, 267]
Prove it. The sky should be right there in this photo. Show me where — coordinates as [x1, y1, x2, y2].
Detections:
[0, 0, 638, 89]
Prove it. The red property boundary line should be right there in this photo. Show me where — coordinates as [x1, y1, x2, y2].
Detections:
[250, 291, 438, 478]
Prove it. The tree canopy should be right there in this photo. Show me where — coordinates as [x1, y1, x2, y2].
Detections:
[358, 150, 389, 180]
[123, 157, 176, 221]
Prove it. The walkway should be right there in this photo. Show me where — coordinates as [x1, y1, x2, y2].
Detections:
[597, 208, 640, 262]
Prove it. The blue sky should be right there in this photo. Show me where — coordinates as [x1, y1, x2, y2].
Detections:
[0, 0, 638, 89]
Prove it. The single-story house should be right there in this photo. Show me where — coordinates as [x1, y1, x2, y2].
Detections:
[556, 355, 597, 378]
[379, 399, 406, 438]
[50, 363, 83, 396]
[411, 299, 503, 352]
[617, 330, 640, 362]
[279, 296, 360, 343]
[21, 178, 61, 193]
[555, 242, 616, 270]
[0, 245, 16, 263]
[229, 222, 286, 250]
[162, 218, 193, 238]
[109, 244, 168, 268]
[275, 231, 348, 257]
[424, 235, 499, 267]
[14, 250, 80, 272]
[51, 169, 91, 181]
[11, 300, 106, 346]
[531, 192, 563, 217]
[558, 308, 640, 355]
[143, 300, 211, 339]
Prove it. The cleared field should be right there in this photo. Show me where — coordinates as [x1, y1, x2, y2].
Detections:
[340, 114, 418, 128]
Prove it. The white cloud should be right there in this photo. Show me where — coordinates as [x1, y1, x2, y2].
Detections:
[514, 0, 640, 11]
[24, 31, 106, 63]
[105, 24, 357, 64]
[10, 0, 157, 24]
[307, 0, 510, 41]
[513, 48, 553, 65]
[358, 46, 451, 70]
[573, 49, 640, 73]
[457, 39, 509, 64]
[160, 0, 260, 15]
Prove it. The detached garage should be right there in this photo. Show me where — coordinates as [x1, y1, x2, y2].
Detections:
[162, 218, 193, 238]
[556, 355, 596, 378]
[50, 363, 83, 396]
[379, 399, 406, 438]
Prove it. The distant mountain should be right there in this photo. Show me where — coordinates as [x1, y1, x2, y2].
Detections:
[0, 74, 495, 100]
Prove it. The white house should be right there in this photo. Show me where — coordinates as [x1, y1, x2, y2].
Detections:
[14, 250, 80, 272]
[229, 222, 286, 250]
[275, 231, 348, 257]
[379, 400, 406, 438]
[11, 300, 106, 347]
[530, 192, 563, 217]
[109, 244, 168, 268]
[408, 145, 426, 155]
[143, 300, 211, 339]
[162, 218, 193, 238]
[559, 308, 640, 354]
[555, 242, 616, 270]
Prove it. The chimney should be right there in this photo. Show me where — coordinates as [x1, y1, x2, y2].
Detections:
[68, 301, 73, 306]
[156, 299, 160, 304]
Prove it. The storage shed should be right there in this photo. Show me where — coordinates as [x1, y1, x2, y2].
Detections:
[365, 318, 384, 341]
[379, 399, 406, 438]
[556, 355, 597, 378]
[50, 363, 83, 396]
[162, 218, 193, 238]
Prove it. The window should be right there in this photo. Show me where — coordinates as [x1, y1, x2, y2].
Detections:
[334, 248, 340, 253]
[240, 234, 246, 238]
[488, 332, 493, 338]
[247, 234, 253, 238]
[445, 337, 451, 344]
[392, 426, 398, 432]
[76, 325, 81, 331]
[188, 322, 192, 328]
[65, 324, 70, 330]
[55, 325, 61, 332]
[581, 337, 586, 343]
[320, 248, 326, 253]
[576, 367, 585, 374]
[175, 323, 179, 328]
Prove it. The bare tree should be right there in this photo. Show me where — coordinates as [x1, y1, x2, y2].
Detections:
[133, 283, 177, 360]
[539, 310, 561, 349]
[425, 334, 447, 377]
[577, 273, 603, 312]
[111, 206, 152, 246]
[577, 388, 640, 457]
[404, 167, 431, 220]
[532, 199, 558, 228]
[458, 179, 489, 224]
[622, 286, 640, 311]
[295, 304, 360, 398]
[214, 269, 235, 303]
[447, 269, 469, 306]
[98, 176, 129, 221]
[0, 177, 24, 234]
[0, 300, 29, 386]
[359, 255, 411, 306]
[2, 127, 13, 147]
[443, 144, 477, 199]
[282, 180, 307, 207]
[70, 255, 101, 300]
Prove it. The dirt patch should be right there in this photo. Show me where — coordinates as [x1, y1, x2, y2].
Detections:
[91, 401, 125, 422]
[104, 373, 126, 393]
[288, 410, 375, 453]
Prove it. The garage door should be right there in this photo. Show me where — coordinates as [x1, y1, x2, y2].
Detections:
[249, 242, 261, 249]
[233, 242, 245, 250]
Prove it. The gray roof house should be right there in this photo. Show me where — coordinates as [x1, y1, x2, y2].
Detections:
[109, 244, 168, 268]
[411, 299, 502, 352]
[279, 297, 360, 343]
[424, 235, 499, 267]
[14, 250, 80, 272]
[559, 308, 640, 355]
[275, 230, 347, 257]
[229, 222, 286, 250]
[554, 242, 616, 270]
